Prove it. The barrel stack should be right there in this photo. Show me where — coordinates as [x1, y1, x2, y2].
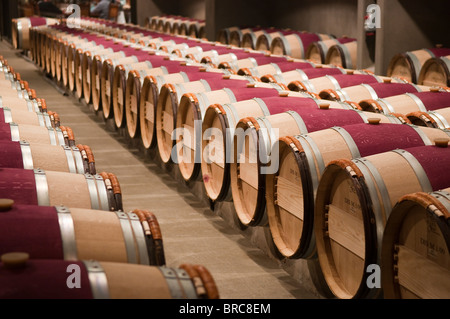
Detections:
[9, 13, 450, 300]
[0, 54, 220, 300]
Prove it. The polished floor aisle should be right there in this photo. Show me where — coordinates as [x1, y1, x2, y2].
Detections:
[0, 39, 324, 299]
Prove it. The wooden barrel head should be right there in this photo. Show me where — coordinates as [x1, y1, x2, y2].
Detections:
[381, 190, 450, 299]
[139, 76, 159, 149]
[230, 117, 262, 226]
[156, 84, 178, 163]
[176, 93, 202, 182]
[266, 137, 311, 258]
[314, 159, 369, 299]
[201, 104, 229, 201]
[418, 56, 450, 87]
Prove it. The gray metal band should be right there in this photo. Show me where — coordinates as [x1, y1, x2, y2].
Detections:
[354, 157, 392, 218]
[56, 127, 66, 146]
[331, 126, 361, 159]
[17, 21, 23, 48]
[178, 71, 190, 83]
[354, 109, 368, 123]
[409, 124, 432, 146]
[158, 65, 169, 75]
[406, 51, 423, 82]
[198, 79, 212, 96]
[326, 75, 341, 91]
[62, 145, 77, 173]
[35, 112, 45, 127]
[9, 122, 20, 141]
[429, 111, 450, 130]
[339, 43, 353, 69]
[286, 110, 308, 134]
[440, 57, 450, 72]
[293, 69, 309, 82]
[317, 40, 331, 58]
[42, 113, 52, 128]
[253, 97, 271, 116]
[85, 174, 100, 210]
[127, 212, 150, 265]
[361, 83, 379, 100]
[432, 191, 450, 213]
[352, 158, 386, 264]
[19, 140, 33, 169]
[34, 169, 50, 206]
[376, 98, 395, 114]
[114, 211, 138, 264]
[336, 88, 350, 101]
[294, 135, 321, 195]
[2, 107, 12, 123]
[222, 87, 237, 104]
[196, 92, 210, 119]
[405, 92, 427, 112]
[31, 99, 40, 112]
[372, 75, 384, 83]
[298, 133, 326, 176]
[56, 206, 78, 261]
[410, 83, 423, 92]
[83, 260, 110, 299]
[255, 117, 275, 162]
[267, 63, 282, 76]
[299, 79, 316, 93]
[222, 103, 241, 137]
[94, 174, 109, 211]
[159, 267, 198, 299]
[47, 127, 57, 145]
[292, 34, 304, 58]
[16, 88, 24, 99]
[422, 48, 436, 59]
[391, 149, 433, 194]
[71, 146, 85, 174]
[337, 101, 354, 109]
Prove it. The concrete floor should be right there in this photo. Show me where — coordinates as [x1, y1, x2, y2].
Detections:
[0, 39, 327, 300]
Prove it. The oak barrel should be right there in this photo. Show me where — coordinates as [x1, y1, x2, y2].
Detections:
[306, 37, 356, 64]
[266, 123, 450, 259]
[387, 48, 450, 84]
[0, 256, 218, 299]
[0, 203, 165, 266]
[406, 107, 450, 130]
[230, 107, 406, 228]
[0, 140, 93, 175]
[418, 55, 450, 87]
[359, 90, 450, 114]
[175, 84, 296, 182]
[156, 76, 258, 164]
[319, 81, 433, 103]
[314, 142, 450, 299]
[380, 189, 450, 299]
[325, 41, 358, 69]
[0, 167, 119, 211]
[270, 32, 335, 59]
[201, 94, 390, 202]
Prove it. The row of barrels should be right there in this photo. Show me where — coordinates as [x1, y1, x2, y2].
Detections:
[27, 18, 450, 299]
[11, 16, 59, 50]
[219, 25, 450, 87]
[217, 25, 358, 68]
[12, 16, 450, 88]
[0, 56, 220, 299]
[387, 46, 450, 87]
[146, 14, 206, 39]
